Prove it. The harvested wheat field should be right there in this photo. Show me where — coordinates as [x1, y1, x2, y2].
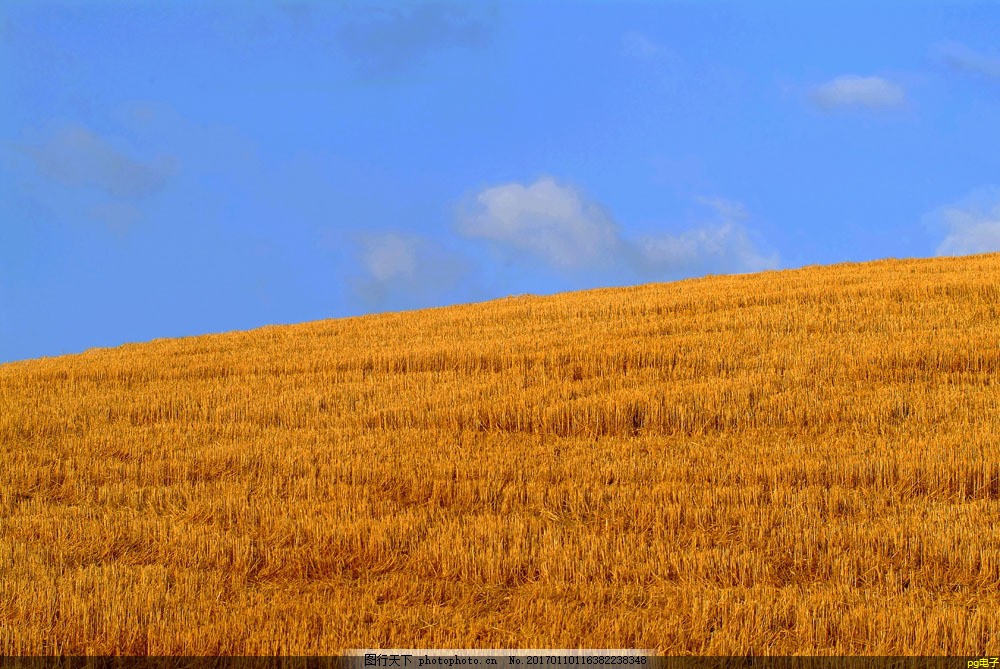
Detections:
[1, 253, 999, 655]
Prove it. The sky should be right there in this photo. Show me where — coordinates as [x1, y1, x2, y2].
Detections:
[2, 1, 999, 364]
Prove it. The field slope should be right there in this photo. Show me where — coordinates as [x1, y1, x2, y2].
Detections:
[1, 253, 999, 655]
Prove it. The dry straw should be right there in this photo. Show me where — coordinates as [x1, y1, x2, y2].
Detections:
[1, 253, 998, 654]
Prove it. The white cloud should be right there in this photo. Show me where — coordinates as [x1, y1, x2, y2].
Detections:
[810, 75, 906, 110]
[352, 231, 469, 306]
[457, 177, 778, 277]
[935, 41, 1000, 80]
[637, 198, 779, 276]
[637, 223, 778, 275]
[929, 188, 1000, 256]
[360, 232, 419, 281]
[457, 176, 623, 269]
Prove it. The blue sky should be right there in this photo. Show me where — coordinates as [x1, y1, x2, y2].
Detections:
[2, 1, 999, 364]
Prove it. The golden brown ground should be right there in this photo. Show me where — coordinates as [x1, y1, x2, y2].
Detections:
[1, 253, 998, 654]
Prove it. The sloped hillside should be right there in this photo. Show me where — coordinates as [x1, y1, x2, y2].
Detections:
[1, 253, 999, 654]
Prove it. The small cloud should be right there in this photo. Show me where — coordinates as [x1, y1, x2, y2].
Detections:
[623, 31, 668, 60]
[19, 121, 176, 198]
[934, 41, 1000, 81]
[809, 75, 906, 110]
[457, 177, 778, 278]
[334, 2, 495, 78]
[360, 232, 419, 282]
[695, 196, 749, 223]
[927, 187, 1000, 256]
[11, 119, 178, 234]
[352, 231, 469, 306]
[636, 197, 779, 276]
[457, 176, 623, 270]
[637, 223, 778, 276]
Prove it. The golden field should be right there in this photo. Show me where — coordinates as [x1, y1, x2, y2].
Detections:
[1, 253, 999, 655]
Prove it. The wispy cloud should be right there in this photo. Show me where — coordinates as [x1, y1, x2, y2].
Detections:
[927, 187, 1000, 257]
[622, 31, 669, 60]
[352, 231, 469, 306]
[809, 75, 906, 110]
[334, 2, 495, 78]
[934, 41, 1000, 81]
[19, 122, 176, 199]
[11, 120, 178, 234]
[360, 232, 419, 282]
[457, 177, 778, 278]
[695, 196, 748, 223]
[634, 197, 778, 277]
